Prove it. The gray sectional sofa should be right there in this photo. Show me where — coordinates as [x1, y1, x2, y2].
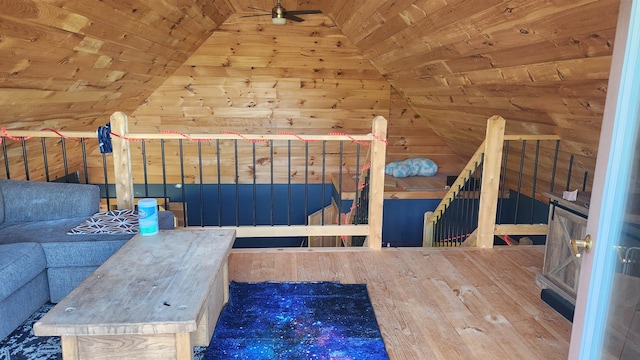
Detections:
[0, 179, 174, 340]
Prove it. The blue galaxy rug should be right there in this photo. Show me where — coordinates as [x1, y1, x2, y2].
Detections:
[204, 281, 389, 360]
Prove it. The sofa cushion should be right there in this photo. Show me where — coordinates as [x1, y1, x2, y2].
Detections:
[47, 266, 99, 303]
[0, 211, 175, 268]
[0, 217, 131, 244]
[0, 179, 99, 223]
[0, 242, 47, 303]
[0, 271, 48, 340]
[42, 240, 129, 268]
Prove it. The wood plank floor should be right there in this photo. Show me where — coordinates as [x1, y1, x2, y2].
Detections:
[228, 246, 572, 360]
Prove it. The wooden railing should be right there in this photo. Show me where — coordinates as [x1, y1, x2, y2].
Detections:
[1, 112, 388, 250]
[424, 115, 561, 248]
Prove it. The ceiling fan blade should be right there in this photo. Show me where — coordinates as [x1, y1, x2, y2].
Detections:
[240, 13, 271, 18]
[247, 6, 270, 12]
[287, 10, 322, 15]
[285, 14, 305, 22]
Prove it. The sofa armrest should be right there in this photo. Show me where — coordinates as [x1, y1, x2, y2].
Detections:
[0, 180, 100, 223]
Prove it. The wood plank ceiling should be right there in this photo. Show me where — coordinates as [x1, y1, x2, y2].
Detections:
[0, 0, 620, 191]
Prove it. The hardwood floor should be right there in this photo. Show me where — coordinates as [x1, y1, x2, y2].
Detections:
[228, 246, 572, 360]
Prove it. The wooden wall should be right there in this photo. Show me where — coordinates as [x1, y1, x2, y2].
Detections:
[319, 0, 620, 195]
[0, 0, 233, 181]
[129, 13, 389, 135]
[107, 12, 449, 185]
[387, 90, 464, 176]
[0, 0, 232, 127]
[0, 0, 622, 198]
[117, 13, 389, 184]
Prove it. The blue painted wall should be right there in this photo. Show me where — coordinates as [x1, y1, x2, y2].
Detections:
[99, 185, 553, 247]
[382, 199, 440, 247]
[496, 190, 550, 245]
[99, 183, 442, 247]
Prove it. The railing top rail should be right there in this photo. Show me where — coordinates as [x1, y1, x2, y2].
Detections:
[503, 134, 561, 141]
[121, 132, 375, 142]
[2, 129, 556, 143]
[1, 129, 98, 139]
[0, 129, 377, 143]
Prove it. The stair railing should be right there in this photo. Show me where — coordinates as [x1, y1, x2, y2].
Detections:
[424, 115, 562, 248]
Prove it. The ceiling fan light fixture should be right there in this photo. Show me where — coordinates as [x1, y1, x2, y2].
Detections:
[272, 3, 287, 25]
[272, 16, 286, 25]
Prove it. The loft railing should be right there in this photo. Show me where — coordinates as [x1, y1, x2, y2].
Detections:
[1, 112, 388, 250]
[424, 115, 563, 248]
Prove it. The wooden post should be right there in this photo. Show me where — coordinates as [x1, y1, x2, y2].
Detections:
[476, 115, 506, 248]
[423, 211, 434, 247]
[110, 111, 134, 210]
[367, 116, 387, 250]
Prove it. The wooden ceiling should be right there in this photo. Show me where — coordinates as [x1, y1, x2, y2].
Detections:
[0, 0, 621, 188]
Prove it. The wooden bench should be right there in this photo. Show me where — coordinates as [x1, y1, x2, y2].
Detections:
[34, 229, 235, 360]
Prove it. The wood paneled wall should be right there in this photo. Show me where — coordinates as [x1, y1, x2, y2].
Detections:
[130, 14, 389, 134]
[320, 0, 620, 194]
[0, 0, 622, 197]
[123, 13, 390, 184]
[387, 89, 464, 175]
[0, 0, 232, 127]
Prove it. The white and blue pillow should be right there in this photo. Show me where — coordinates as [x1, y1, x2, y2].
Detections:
[385, 158, 438, 178]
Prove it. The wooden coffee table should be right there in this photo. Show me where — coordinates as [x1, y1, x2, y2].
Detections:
[34, 229, 235, 360]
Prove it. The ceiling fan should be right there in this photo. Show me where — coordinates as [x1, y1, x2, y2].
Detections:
[241, 0, 322, 25]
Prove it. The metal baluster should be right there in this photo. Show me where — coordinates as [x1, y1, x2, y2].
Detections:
[338, 141, 343, 226]
[514, 141, 526, 223]
[198, 141, 204, 226]
[566, 154, 574, 191]
[102, 153, 110, 209]
[21, 138, 29, 180]
[321, 141, 326, 225]
[471, 158, 482, 236]
[2, 138, 10, 179]
[234, 140, 240, 226]
[41, 138, 50, 182]
[304, 142, 309, 224]
[179, 139, 187, 227]
[354, 144, 361, 224]
[498, 140, 509, 224]
[81, 139, 89, 184]
[142, 140, 149, 197]
[270, 140, 274, 226]
[463, 170, 472, 242]
[252, 142, 257, 226]
[287, 140, 292, 226]
[550, 140, 560, 192]
[161, 140, 169, 213]
[455, 185, 462, 245]
[531, 140, 540, 224]
[217, 139, 222, 227]
[61, 138, 69, 180]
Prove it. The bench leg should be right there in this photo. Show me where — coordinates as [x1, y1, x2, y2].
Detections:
[175, 332, 193, 360]
[61, 336, 79, 360]
[223, 259, 229, 303]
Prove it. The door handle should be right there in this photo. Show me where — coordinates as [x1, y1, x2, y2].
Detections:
[570, 235, 592, 258]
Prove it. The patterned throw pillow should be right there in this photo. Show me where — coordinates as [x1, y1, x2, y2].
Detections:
[384, 158, 438, 178]
[67, 209, 139, 235]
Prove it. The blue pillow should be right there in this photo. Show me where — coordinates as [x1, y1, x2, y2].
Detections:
[385, 158, 438, 178]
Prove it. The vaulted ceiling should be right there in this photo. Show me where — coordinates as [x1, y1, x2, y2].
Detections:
[0, 0, 621, 187]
